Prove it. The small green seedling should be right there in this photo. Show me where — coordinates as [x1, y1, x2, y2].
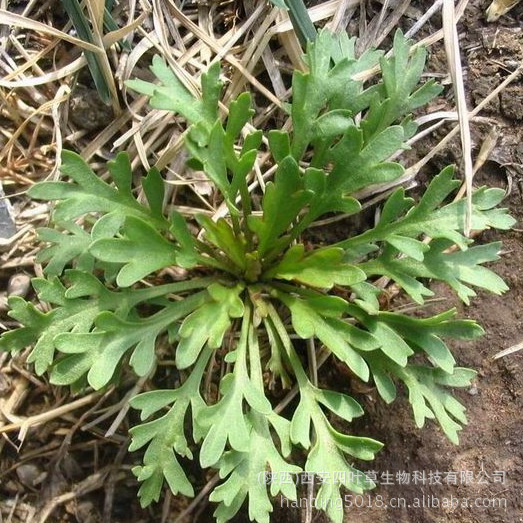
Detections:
[0, 31, 514, 523]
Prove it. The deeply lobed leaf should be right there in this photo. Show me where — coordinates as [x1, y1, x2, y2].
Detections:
[0, 27, 514, 523]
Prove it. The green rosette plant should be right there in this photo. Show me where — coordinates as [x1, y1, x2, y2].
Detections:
[0, 31, 514, 523]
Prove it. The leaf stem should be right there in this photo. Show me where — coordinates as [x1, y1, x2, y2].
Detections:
[266, 303, 309, 387]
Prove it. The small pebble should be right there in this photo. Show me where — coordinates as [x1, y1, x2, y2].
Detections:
[72, 501, 95, 521]
[4, 480, 18, 493]
[16, 463, 43, 486]
[468, 385, 479, 396]
[7, 273, 31, 298]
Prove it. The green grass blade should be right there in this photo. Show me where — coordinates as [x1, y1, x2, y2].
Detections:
[285, 0, 317, 45]
[60, 0, 111, 103]
[269, 0, 317, 45]
[103, 7, 131, 51]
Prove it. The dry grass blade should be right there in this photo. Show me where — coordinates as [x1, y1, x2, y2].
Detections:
[405, 61, 522, 179]
[0, 10, 101, 53]
[47, 84, 71, 179]
[0, 391, 101, 443]
[276, 9, 305, 70]
[454, 126, 500, 201]
[0, 56, 86, 88]
[273, 0, 351, 33]
[0, 376, 28, 451]
[486, 0, 521, 21]
[37, 469, 111, 523]
[442, 0, 473, 235]
[212, 2, 267, 65]
[405, 0, 443, 38]
[0, 92, 68, 164]
[493, 340, 523, 360]
[327, 0, 357, 32]
[102, 10, 149, 48]
[165, 0, 283, 108]
[226, 6, 284, 99]
[90, 0, 105, 28]
[414, 0, 468, 48]
[1, 36, 61, 81]
[359, 0, 412, 51]
[171, 475, 221, 523]
[0, 10, 147, 89]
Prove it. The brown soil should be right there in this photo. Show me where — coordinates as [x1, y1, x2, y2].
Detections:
[340, 188, 523, 523]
